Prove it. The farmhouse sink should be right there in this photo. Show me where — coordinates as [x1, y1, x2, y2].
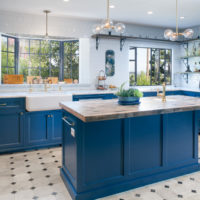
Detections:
[26, 93, 72, 111]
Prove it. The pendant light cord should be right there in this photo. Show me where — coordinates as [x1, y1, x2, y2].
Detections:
[107, 0, 110, 21]
[176, 0, 178, 34]
[46, 11, 48, 37]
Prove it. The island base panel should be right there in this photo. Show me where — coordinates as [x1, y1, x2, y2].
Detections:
[61, 110, 200, 200]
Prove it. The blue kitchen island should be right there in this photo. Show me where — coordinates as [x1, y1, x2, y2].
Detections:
[60, 95, 200, 200]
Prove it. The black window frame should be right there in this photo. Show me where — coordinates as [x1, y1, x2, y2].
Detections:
[63, 40, 79, 81]
[129, 46, 172, 86]
[1, 35, 18, 76]
[1, 34, 79, 83]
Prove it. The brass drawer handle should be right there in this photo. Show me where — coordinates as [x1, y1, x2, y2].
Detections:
[0, 103, 7, 106]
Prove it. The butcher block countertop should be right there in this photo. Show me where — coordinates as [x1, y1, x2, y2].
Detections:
[60, 95, 200, 122]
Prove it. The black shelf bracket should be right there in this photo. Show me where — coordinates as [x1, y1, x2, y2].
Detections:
[96, 36, 100, 50]
[120, 37, 126, 51]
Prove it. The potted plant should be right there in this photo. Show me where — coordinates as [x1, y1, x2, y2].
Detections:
[116, 83, 143, 105]
[32, 77, 38, 84]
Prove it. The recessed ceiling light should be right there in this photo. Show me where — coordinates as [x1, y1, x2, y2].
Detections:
[147, 11, 153, 15]
[64, 0, 70, 2]
[110, 5, 115, 8]
[180, 16, 185, 19]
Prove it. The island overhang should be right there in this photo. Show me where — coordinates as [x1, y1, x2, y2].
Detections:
[60, 95, 200, 122]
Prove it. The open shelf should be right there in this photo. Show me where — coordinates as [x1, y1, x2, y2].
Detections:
[181, 55, 200, 59]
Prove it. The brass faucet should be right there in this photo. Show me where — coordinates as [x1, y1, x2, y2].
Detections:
[29, 84, 33, 93]
[157, 82, 166, 102]
[59, 85, 62, 91]
[44, 83, 50, 92]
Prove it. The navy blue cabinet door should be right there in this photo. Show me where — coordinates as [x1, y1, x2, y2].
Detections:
[26, 112, 49, 145]
[0, 113, 24, 150]
[25, 110, 62, 146]
[50, 111, 63, 143]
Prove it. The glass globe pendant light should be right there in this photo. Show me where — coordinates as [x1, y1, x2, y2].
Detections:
[164, 0, 194, 41]
[93, 0, 126, 35]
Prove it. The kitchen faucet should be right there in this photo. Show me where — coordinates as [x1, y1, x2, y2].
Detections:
[157, 82, 166, 102]
[44, 83, 50, 92]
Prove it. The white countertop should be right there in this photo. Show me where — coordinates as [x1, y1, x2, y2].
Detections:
[0, 87, 199, 112]
[0, 86, 199, 99]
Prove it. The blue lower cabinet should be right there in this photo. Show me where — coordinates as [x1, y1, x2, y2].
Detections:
[0, 98, 25, 153]
[0, 112, 24, 152]
[25, 110, 62, 147]
[73, 93, 117, 101]
[182, 91, 197, 97]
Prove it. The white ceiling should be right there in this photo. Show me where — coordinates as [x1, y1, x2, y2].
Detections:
[1, 0, 200, 28]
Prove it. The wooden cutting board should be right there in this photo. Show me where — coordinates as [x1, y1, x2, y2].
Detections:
[3, 75, 24, 84]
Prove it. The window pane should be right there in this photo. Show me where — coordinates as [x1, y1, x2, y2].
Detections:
[129, 61, 135, 72]
[8, 38, 15, 52]
[2, 67, 14, 75]
[40, 54, 50, 68]
[1, 67, 8, 80]
[30, 40, 40, 54]
[165, 61, 171, 84]
[30, 54, 40, 67]
[51, 41, 60, 54]
[7, 53, 14, 67]
[1, 52, 7, 67]
[72, 63, 79, 80]
[1, 36, 7, 51]
[64, 68, 72, 79]
[30, 68, 40, 76]
[19, 54, 30, 67]
[137, 48, 151, 86]
[51, 54, 60, 68]
[64, 42, 71, 55]
[41, 67, 49, 78]
[19, 39, 29, 53]
[64, 41, 79, 81]
[151, 49, 160, 85]
[41, 40, 50, 54]
[51, 67, 59, 77]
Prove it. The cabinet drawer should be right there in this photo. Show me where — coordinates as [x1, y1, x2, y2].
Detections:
[0, 98, 25, 113]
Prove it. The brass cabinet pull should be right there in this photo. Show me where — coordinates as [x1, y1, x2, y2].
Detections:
[20, 112, 24, 115]
[0, 103, 7, 106]
[62, 116, 75, 127]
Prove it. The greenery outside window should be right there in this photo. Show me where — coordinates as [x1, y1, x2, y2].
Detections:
[1, 35, 79, 83]
[64, 41, 79, 81]
[19, 39, 60, 80]
[129, 47, 172, 86]
[1, 36, 16, 80]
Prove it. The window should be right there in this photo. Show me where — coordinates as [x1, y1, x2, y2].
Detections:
[63, 41, 79, 81]
[0, 35, 79, 83]
[1, 36, 16, 80]
[19, 39, 60, 80]
[129, 47, 172, 86]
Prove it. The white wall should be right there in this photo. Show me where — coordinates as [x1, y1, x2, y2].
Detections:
[0, 10, 182, 87]
[88, 38, 181, 87]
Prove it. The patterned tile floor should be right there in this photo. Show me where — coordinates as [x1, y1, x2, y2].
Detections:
[0, 147, 200, 200]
